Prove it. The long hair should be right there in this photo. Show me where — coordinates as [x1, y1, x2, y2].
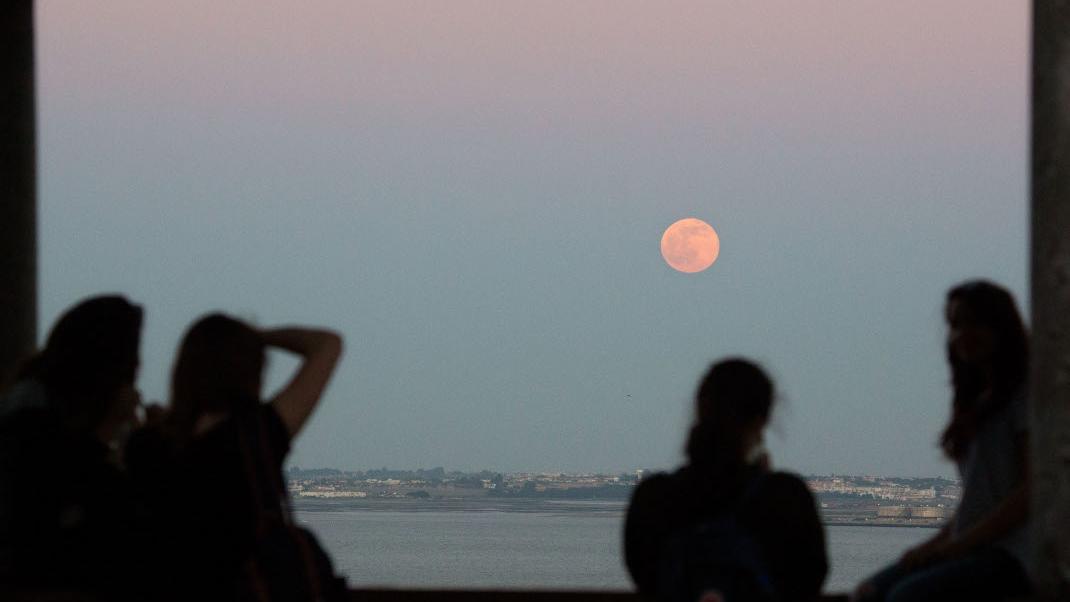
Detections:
[940, 280, 1028, 460]
[28, 295, 143, 431]
[685, 358, 774, 480]
[168, 314, 265, 444]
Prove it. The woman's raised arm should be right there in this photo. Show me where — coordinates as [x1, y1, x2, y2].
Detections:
[262, 327, 344, 437]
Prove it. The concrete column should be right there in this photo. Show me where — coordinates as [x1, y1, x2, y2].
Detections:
[1031, 1, 1070, 599]
[0, 1, 37, 386]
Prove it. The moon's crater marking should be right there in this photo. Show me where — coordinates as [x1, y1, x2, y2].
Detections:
[661, 218, 720, 273]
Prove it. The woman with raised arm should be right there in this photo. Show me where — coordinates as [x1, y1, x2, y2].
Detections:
[624, 358, 827, 602]
[854, 280, 1032, 602]
[127, 313, 345, 601]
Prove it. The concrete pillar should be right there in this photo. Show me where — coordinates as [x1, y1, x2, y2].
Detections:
[1031, 1, 1070, 599]
[0, 1, 37, 386]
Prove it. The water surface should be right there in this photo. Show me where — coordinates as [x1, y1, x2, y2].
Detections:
[297, 506, 932, 592]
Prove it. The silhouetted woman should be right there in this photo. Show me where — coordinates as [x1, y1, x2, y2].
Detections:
[128, 314, 345, 600]
[854, 280, 1032, 601]
[624, 358, 828, 602]
[0, 295, 150, 599]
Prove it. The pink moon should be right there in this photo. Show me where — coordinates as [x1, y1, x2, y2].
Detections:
[660, 218, 720, 273]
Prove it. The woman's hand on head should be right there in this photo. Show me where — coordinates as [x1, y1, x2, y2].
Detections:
[260, 328, 342, 357]
[263, 327, 344, 437]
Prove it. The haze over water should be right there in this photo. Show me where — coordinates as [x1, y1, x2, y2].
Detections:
[39, 1, 1027, 478]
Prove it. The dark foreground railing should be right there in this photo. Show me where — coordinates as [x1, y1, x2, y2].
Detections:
[349, 589, 850, 602]
[4, 589, 850, 602]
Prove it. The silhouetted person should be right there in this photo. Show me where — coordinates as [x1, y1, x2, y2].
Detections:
[854, 280, 1032, 602]
[0, 295, 152, 600]
[127, 314, 345, 601]
[624, 358, 827, 602]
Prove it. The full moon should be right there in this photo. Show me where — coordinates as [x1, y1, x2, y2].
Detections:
[660, 218, 720, 273]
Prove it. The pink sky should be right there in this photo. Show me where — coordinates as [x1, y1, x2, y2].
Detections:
[41, 1, 1025, 146]
[35, 1, 1030, 476]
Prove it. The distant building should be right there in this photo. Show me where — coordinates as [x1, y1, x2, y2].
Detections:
[877, 505, 909, 518]
[910, 506, 949, 519]
[297, 490, 368, 499]
[877, 505, 949, 519]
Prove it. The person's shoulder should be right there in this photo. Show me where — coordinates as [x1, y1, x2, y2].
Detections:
[0, 409, 58, 469]
[0, 379, 49, 416]
[628, 470, 684, 514]
[741, 470, 823, 544]
[634, 471, 674, 490]
[632, 470, 687, 499]
[752, 470, 816, 504]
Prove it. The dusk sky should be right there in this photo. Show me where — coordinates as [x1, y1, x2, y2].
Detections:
[37, 1, 1028, 477]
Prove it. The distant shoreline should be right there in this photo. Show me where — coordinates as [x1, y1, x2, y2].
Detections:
[823, 521, 941, 530]
[292, 497, 944, 529]
[293, 497, 625, 515]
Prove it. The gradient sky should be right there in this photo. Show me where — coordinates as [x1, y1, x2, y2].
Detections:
[36, 1, 1028, 477]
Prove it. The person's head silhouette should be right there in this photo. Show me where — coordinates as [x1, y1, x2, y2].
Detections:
[169, 313, 265, 439]
[22, 295, 144, 441]
[941, 280, 1028, 459]
[685, 357, 774, 473]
